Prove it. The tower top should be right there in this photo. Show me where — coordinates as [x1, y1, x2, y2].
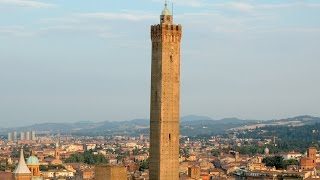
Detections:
[161, 0, 171, 16]
[160, 0, 173, 24]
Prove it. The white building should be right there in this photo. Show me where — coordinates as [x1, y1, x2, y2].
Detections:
[281, 152, 302, 160]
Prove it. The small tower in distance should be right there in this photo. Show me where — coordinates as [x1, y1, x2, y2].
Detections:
[55, 142, 60, 160]
[150, 1, 182, 180]
[51, 142, 62, 165]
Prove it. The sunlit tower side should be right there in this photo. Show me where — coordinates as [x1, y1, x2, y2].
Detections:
[149, 1, 182, 180]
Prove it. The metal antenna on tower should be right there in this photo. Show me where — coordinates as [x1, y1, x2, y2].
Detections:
[172, 1, 174, 20]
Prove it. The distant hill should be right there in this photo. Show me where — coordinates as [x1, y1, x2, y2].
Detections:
[180, 115, 214, 122]
[232, 115, 320, 131]
[273, 115, 320, 124]
[180, 118, 259, 136]
[237, 120, 320, 152]
[0, 115, 319, 137]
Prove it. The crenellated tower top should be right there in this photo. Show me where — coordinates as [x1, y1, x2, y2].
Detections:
[151, 1, 182, 43]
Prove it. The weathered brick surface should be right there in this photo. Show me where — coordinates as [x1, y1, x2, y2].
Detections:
[149, 13, 182, 180]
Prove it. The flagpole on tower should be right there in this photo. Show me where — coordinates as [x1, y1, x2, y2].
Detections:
[172, 1, 174, 20]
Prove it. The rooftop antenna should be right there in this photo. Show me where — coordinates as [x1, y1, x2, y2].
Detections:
[172, 1, 174, 20]
[164, 0, 168, 8]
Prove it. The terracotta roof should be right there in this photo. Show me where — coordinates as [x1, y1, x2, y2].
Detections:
[0, 171, 12, 180]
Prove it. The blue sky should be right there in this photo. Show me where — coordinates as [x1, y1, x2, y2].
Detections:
[0, 0, 320, 127]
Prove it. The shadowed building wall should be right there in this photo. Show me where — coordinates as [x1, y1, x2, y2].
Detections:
[94, 165, 127, 180]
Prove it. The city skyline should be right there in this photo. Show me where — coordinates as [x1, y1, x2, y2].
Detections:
[1, 0, 320, 127]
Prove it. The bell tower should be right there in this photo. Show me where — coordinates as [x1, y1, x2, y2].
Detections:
[55, 142, 60, 160]
[149, 1, 182, 180]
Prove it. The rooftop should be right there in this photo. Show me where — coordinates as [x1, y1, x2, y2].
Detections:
[12, 148, 31, 174]
[27, 156, 40, 165]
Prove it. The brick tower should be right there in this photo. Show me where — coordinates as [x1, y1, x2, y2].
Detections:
[149, 1, 182, 180]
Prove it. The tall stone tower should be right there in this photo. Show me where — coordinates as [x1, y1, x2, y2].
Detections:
[150, 2, 182, 180]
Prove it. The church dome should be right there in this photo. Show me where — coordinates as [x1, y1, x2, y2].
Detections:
[264, 147, 270, 155]
[27, 156, 40, 165]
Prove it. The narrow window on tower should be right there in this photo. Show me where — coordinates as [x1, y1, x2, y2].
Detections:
[170, 55, 173, 62]
[169, 134, 171, 141]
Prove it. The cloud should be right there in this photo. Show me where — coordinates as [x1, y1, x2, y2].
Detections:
[176, 12, 255, 33]
[75, 12, 156, 22]
[39, 25, 124, 39]
[259, 2, 320, 9]
[152, 0, 206, 7]
[0, 24, 123, 39]
[0, 25, 99, 39]
[172, 0, 206, 7]
[40, 11, 157, 25]
[0, 0, 55, 8]
[224, 2, 254, 12]
[265, 27, 320, 33]
[217, 2, 320, 12]
[175, 11, 319, 34]
[0, 26, 35, 37]
[3, 1, 320, 38]
[153, 0, 320, 11]
[35, 11, 157, 38]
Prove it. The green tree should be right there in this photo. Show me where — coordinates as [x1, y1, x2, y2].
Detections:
[262, 156, 298, 170]
[65, 151, 108, 165]
[139, 160, 149, 171]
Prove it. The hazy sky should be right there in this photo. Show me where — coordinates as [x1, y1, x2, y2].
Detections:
[0, 0, 319, 127]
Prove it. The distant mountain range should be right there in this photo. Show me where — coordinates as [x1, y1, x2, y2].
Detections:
[0, 115, 319, 137]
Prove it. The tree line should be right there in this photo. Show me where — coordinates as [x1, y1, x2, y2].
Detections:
[65, 151, 108, 165]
